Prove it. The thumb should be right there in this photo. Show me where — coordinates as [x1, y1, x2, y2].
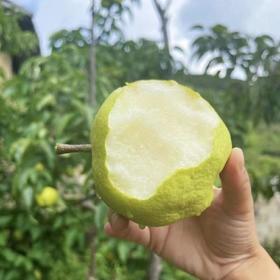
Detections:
[220, 148, 253, 215]
[104, 212, 151, 247]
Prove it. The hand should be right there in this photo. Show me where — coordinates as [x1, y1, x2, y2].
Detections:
[105, 148, 280, 279]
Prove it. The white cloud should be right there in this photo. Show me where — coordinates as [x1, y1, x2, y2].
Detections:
[245, 0, 280, 37]
[124, 0, 190, 65]
[11, 0, 40, 13]
[177, 0, 280, 39]
[34, 0, 91, 54]
[124, 0, 188, 43]
[124, 0, 160, 41]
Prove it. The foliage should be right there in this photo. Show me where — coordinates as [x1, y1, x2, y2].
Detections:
[48, 0, 140, 51]
[191, 24, 280, 145]
[96, 0, 140, 43]
[0, 2, 280, 278]
[0, 29, 95, 278]
[264, 240, 280, 267]
[245, 125, 280, 199]
[0, 11, 190, 279]
[48, 29, 178, 103]
[252, 64, 280, 124]
[192, 24, 280, 81]
[0, 4, 38, 55]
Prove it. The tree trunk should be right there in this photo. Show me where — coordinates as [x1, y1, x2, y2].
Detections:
[152, 0, 171, 55]
[162, 17, 170, 55]
[88, 0, 97, 107]
[87, 226, 97, 280]
[148, 252, 162, 280]
[87, 2, 97, 279]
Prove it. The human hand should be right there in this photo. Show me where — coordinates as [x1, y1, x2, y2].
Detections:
[105, 148, 280, 279]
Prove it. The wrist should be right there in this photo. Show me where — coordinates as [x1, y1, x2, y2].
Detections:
[224, 246, 280, 280]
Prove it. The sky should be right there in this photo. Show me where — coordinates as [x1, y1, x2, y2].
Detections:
[11, 0, 280, 74]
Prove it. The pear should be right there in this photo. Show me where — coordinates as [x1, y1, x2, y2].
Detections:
[91, 80, 231, 226]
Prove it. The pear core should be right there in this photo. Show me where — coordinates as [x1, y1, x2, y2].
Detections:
[106, 81, 219, 199]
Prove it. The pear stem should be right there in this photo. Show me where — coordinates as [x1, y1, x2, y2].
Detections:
[55, 144, 92, 155]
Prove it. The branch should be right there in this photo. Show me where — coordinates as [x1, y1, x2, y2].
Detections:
[62, 193, 96, 210]
[165, 0, 172, 11]
[62, 192, 96, 202]
[81, 200, 96, 211]
[262, 150, 280, 157]
[148, 253, 162, 280]
[88, 0, 97, 107]
[55, 144, 92, 155]
[87, 226, 97, 280]
[152, 0, 171, 55]
[153, 0, 164, 18]
[153, 0, 172, 18]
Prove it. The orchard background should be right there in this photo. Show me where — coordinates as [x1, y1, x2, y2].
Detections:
[0, 0, 279, 279]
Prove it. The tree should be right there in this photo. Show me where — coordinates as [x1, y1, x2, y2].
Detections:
[191, 24, 280, 126]
[0, 1, 192, 278]
[0, 32, 192, 280]
[87, 3, 97, 274]
[0, 3, 38, 55]
[191, 24, 250, 78]
[191, 24, 280, 81]
[88, 0, 97, 108]
[148, 253, 162, 280]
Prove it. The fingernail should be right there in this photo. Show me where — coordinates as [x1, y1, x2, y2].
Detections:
[111, 213, 119, 227]
[235, 147, 245, 171]
[104, 223, 112, 235]
[109, 212, 128, 230]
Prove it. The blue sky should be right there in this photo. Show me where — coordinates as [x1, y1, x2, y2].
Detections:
[11, 0, 280, 75]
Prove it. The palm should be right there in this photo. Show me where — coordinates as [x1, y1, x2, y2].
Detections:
[105, 149, 260, 279]
[149, 188, 257, 279]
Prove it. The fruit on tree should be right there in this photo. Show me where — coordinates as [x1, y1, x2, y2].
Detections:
[36, 186, 59, 207]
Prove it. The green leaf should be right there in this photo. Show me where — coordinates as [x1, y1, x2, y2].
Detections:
[2, 249, 16, 262]
[22, 187, 33, 208]
[37, 140, 55, 167]
[55, 113, 75, 136]
[191, 24, 204, 31]
[204, 56, 223, 73]
[117, 241, 131, 263]
[10, 138, 32, 162]
[0, 216, 12, 226]
[0, 233, 8, 246]
[94, 202, 107, 230]
[36, 94, 56, 111]
[65, 229, 78, 249]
